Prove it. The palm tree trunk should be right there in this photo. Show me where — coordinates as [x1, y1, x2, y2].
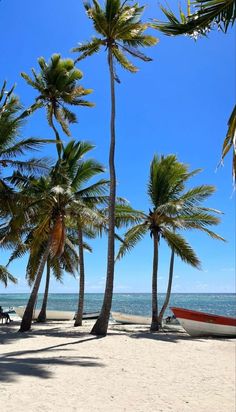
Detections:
[91, 49, 116, 336]
[150, 231, 159, 331]
[49, 107, 62, 159]
[74, 228, 85, 327]
[19, 237, 52, 332]
[158, 248, 175, 326]
[37, 257, 51, 323]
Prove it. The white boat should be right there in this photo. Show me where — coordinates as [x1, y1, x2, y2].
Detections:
[111, 311, 151, 325]
[171, 307, 236, 337]
[15, 306, 75, 321]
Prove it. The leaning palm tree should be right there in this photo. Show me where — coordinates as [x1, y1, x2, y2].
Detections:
[16, 141, 107, 331]
[117, 155, 224, 330]
[73, 0, 158, 336]
[21, 54, 94, 157]
[153, 0, 236, 184]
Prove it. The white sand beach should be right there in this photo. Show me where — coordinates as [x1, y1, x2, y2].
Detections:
[0, 320, 235, 412]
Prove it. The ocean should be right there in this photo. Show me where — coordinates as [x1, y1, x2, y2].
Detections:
[0, 293, 236, 317]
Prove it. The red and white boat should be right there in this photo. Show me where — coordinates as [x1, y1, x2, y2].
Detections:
[171, 307, 236, 337]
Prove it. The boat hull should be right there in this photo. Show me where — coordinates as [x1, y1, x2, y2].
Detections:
[111, 311, 151, 325]
[171, 307, 236, 337]
[15, 307, 75, 321]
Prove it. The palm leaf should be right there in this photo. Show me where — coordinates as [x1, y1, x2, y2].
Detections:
[220, 105, 236, 184]
[0, 265, 17, 287]
[116, 223, 149, 260]
[163, 230, 201, 268]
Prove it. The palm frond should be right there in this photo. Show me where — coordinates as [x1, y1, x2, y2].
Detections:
[163, 230, 201, 269]
[0, 265, 18, 287]
[220, 105, 236, 184]
[116, 223, 148, 260]
[73, 38, 105, 61]
[153, 0, 236, 37]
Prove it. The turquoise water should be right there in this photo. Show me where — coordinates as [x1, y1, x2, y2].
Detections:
[0, 293, 235, 317]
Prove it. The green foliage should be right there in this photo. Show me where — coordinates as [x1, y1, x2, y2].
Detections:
[220, 105, 236, 184]
[73, 0, 158, 79]
[153, 0, 236, 37]
[21, 55, 94, 157]
[0, 265, 17, 287]
[0, 81, 52, 218]
[117, 154, 224, 264]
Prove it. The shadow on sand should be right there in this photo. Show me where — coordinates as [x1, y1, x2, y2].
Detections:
[0, 354, 105, 383]
[109, 324, 235, 343]
[0, 332, 105, 382]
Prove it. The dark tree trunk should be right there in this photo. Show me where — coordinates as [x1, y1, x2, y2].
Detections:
[19, 237, 52, 332]
[158, 248, 175, 326]
[37, 258, 51, 323]
[150, 231, 159, 331]
[91, 49, 116, 336]
[74, 228, 85, 327]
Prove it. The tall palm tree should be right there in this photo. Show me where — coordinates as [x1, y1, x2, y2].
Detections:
[153, 0, 236, 184]
[21, 54, 94, 157]
[117, 155, 224, 330]
[14, 141, 107, 331]
[73, 0, 158, 336]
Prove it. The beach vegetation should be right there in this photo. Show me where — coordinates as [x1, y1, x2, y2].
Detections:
[117, 154, 224, 330]
[13, 140, 106, 331]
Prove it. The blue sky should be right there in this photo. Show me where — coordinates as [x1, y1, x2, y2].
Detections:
[0, 0, 235, 294]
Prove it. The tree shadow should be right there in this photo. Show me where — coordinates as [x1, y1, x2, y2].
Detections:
[1, 335, 103, 359]
[0, 355, 105, 383]
[129, 330, 236, 343]
[0, 334, 105, 383]
[108, 324, 235, 343]
[0, 320, 102, 345]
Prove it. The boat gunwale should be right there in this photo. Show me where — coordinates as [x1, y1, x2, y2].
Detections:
[171, 307, 236, 327]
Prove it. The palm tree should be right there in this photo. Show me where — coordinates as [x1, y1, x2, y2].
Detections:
[73, 0, 158, 336]
[21, 54, 94, 157]
[14, 141, 107, 331]
[152, 0, 236, 184]
[117, 155, 224, 330]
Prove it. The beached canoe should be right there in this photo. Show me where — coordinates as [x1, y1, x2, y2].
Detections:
[15, 306, 75, 320]
[80, 312, 100, 320]
[171, 307, 236, 337]
[14, 306, 100, 321]
[111, 311, 151, 325]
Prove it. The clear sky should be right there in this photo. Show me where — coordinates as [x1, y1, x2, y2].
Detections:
[0, 0, 235, 294]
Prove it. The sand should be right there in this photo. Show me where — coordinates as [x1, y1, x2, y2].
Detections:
[0, 320, 235, 412]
